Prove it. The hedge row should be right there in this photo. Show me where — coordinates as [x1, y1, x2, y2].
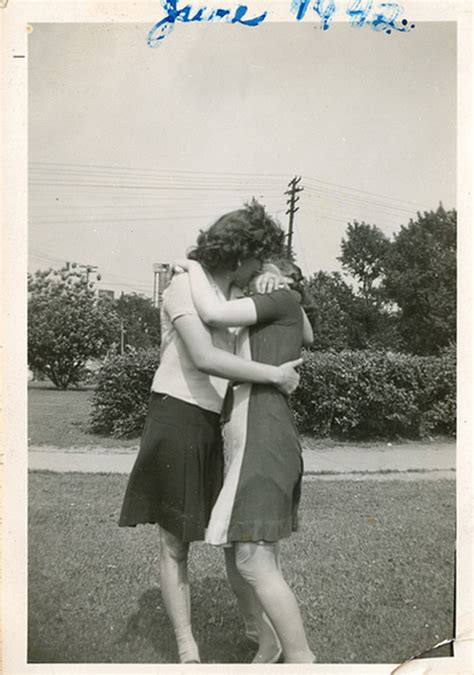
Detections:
[90, 346, 455, 439]
[291, 346, 455, 438]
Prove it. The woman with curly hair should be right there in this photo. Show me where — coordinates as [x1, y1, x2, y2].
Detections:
[119, 200, 302, 664]
[179, 253, 316, 664]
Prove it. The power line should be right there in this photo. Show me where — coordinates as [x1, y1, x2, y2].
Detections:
[303, 185, 417, 217]
[29, 178, 423, 219]
[28, 172, 286, 193]
[301, 175, 427, 210]
[29, 161, 428, 209]
[28, 181, 285, 195]
[29, 161, 290, 180]
[29, 215, 222, 225]
[302, 207, 411, 229]
[29, 165, 426, 221]
[29, 168, 284, 189]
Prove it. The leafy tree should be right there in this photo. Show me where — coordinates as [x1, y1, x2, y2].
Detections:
[303, 272, 354, 351]
[338, 221, 391, 302]
[303, 271, 402, 351]
[382, 205, 456, 354]
[28, 266, 119, 389]
[336, 219, 407, 349]
[114, 293, 161, 350]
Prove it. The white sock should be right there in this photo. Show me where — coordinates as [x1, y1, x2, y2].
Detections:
[175, 625, 200, 663]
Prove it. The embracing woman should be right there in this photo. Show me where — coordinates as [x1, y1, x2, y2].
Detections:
[180, 255, 316, 664]
[119, 201, 302, 664]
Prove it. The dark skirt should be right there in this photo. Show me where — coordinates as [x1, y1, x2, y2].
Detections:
[119, 393, 223, 542]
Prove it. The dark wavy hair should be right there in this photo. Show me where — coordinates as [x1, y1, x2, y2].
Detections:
[187, 199, 285, 272]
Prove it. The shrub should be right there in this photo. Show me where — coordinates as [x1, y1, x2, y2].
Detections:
[291, 348, 456, 439]
[90, 348, 160, 437]
[417, 344, 456, 436]
[90, 346, 455, 440]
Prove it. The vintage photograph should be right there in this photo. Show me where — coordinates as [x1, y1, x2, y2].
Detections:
[23, 15, 458, 668]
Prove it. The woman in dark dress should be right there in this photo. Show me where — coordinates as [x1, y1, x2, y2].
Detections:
[183, 257, 315, 664]
[119, 202, 302, 664]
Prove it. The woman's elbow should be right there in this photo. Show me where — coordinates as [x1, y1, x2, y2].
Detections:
[191, 350, 213, 372]
[198, 311, 222, 328]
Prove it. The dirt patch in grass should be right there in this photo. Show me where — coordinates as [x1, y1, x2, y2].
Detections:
[28, 473, 455, 664]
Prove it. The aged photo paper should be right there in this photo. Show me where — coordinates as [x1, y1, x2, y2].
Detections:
[2, 0, 473, 673]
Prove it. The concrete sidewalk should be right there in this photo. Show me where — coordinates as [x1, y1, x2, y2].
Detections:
[28, 441, 456, 481]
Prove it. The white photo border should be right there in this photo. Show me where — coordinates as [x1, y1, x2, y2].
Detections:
[2, 1, 472, 673]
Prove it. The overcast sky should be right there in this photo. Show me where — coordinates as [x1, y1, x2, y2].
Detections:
[28, 20, 456, 297]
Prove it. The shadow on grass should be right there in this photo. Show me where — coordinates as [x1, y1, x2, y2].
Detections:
[29, 582, 253, 664]
[28, 473, 456, 665]
[116, 587, 175, 662]
[116, 581, 254, 664]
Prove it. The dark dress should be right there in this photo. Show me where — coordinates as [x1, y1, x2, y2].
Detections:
[205, 289, 304, 545]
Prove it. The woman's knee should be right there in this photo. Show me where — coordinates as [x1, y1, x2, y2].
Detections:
[160, 527, 189, 563]
[234, 542, 271, 585]
[236, 541, 280, 578]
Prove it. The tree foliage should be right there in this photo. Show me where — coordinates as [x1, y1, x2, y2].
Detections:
[28, 267, 119, 389]
[114, 293, 161, 350]
[303, 272, 353, 350]
[382, 205, 456, 354]
[307, 208, 456, 355]
[328, 220, 402, 349]
[303, 271, 403, 352]
[338, 221, 390, 302]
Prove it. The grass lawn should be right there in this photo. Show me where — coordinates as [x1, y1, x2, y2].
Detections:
[28, 383, 453, 452]
[28, 382, 139, 449]
[28, 473, 455, 664]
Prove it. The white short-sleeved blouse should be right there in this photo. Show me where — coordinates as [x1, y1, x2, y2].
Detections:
[151, 273, 235, 414]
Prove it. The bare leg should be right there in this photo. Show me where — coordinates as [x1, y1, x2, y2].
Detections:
[159, 527, 200, 663]
[235, 541, 314, 664]
[224, 546, 281, 662]
[224, 547, 258, 639]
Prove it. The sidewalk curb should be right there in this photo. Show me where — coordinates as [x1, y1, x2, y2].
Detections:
[28, 444, 456, 481]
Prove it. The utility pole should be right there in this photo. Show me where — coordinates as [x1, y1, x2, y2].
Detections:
[153, 263, 171, 309]
[285, 176, 303, 257]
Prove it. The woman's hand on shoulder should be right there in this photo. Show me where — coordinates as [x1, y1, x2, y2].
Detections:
[171, 259, 197, 275]
[253, 272, 288, 295]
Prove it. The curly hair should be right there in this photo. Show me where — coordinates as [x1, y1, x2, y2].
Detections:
[187, 199, 285, 272]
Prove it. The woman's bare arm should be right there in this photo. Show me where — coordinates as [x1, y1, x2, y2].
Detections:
[174, 314, 302, 395]
[186, 261, 259, 327]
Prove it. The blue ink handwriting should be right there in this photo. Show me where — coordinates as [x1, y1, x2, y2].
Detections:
[148, 0, 415, 46]
[291, 0, 415, 33]
[147, 0, 267, 47]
